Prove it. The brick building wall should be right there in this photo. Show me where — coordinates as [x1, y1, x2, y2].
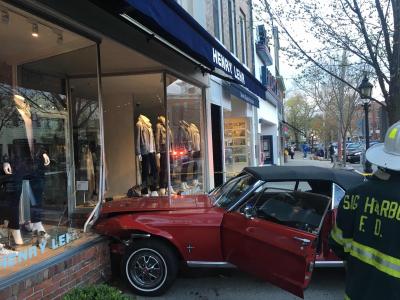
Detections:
[202, 0, 254, 72]
[0, 239, 111, 300]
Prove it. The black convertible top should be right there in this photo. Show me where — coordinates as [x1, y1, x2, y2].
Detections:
[244, 166, 365, 190]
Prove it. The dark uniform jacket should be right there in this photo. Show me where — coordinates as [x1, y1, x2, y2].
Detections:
[329, 171, 400, 300]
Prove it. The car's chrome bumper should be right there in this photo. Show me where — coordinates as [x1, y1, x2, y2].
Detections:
[315, 260, 344, 268]
[186, 261, 236, 268]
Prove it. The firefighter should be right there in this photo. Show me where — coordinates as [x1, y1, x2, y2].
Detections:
[329, 121, 400, 300]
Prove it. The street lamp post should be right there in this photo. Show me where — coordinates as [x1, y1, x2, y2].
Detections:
[358, 75, 373, 173]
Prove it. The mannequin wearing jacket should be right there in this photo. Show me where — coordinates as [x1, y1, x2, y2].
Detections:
[155, 116, 173, 195]
[179, 120, 192, 190]
[136, 114, 158, 196]
[189, 123, 201, 187]
[1, 94, 50, 246]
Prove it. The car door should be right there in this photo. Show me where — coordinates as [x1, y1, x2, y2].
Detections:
[221, 188, 331, 298]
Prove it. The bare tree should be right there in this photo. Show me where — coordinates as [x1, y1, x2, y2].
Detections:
[257, 0, 400, 126]
[295, 53, 362, 164]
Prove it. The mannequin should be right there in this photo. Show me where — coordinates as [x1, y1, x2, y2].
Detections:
[189, 123, 201, 187]
[179, 121, 201, 190]
[156, 116, 168, 195]
[179, 120, 192, 190]
[156, 116, 176, 195]
[1, 94, 50, 246]
[136, 114, 158, 196]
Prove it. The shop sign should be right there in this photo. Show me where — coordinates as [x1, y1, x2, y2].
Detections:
[229, 83, 259, 107]
[76, 181, 89, 191]
[212, 48, 245, 85]
[50, 232, 79, 250]
[1, 232, 79, 269]
[1, 241, 47, 269]
[123, 0, 266, 100]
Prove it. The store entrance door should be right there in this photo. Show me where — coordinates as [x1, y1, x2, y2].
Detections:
[261, 135, 273, 165]
[211, 104, 223, 187]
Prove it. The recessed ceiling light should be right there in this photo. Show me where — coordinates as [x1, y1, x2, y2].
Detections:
[32, 23, 39, 37]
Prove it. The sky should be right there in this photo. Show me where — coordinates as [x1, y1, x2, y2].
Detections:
[252, 0, 385, 102]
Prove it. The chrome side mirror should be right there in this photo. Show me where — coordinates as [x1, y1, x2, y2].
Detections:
[243, 206, 256, 219]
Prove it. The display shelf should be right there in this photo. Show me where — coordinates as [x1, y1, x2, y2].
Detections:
[224, 118, 250, 176]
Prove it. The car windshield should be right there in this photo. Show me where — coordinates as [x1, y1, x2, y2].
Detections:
[347, 144, 362, 150]
[211, 174, 258, 209]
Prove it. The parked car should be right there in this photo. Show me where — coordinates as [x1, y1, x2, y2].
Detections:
[346, 144, 364, 163]
[95, 166, 364, 298]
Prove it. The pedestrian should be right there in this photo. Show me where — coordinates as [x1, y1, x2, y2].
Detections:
[329, 121, 400, 300]
[329, 143, 335, 163]
[289, 145, 295, 159]
[302, 143, 308, 159]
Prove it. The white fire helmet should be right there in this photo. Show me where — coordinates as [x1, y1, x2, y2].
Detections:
[366, 121, 400, 171]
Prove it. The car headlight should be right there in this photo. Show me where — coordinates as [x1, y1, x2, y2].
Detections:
[353, 152, 361, 156]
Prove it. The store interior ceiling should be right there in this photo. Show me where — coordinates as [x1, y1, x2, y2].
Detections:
[0, 5, 93, 66]
[1, 3, 164, 78]
[70, 74, 165, 115]
[1, 2, 201, 118]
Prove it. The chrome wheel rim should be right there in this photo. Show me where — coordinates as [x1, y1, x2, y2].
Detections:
[127, 249, 166, 291]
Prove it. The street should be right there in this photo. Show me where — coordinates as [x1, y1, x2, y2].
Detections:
[117, 154, 351, 300]
[285, 151, 365, 173]
[119, 268, 345, 300]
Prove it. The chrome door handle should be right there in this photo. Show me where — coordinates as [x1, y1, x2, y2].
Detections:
[293, 237, 311, 246]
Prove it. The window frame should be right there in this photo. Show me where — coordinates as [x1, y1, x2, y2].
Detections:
[239, 10, 247, 65]
[228, 0, 237, 55]
[238, 181, 332, 234]
[213, 0, 223, 42]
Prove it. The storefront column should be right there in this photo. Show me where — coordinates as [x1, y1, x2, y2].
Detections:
[84, 42, 105, 231]
[204, 86, 214, 191]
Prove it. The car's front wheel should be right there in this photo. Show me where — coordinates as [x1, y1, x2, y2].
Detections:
[122, 239, 178, 296]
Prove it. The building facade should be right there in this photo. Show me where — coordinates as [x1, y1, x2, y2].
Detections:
[253, 22, 285, 166]
[0, 0, 272, 298]
[178, 0, 281, 185]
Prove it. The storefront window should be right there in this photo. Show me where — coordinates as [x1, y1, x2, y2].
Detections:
[103, 73, 165, 198]
[224, 116, 251, 179]
[0, 4, 99, 276]
[70, 78, 101, 208]
[101, 72, 205, 199]
[166, 75, 204, 194]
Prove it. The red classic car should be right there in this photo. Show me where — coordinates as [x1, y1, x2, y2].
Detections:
[95, 166, 364, 298]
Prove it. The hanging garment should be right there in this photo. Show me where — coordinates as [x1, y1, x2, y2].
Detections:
[19, 180, 34, 223]
[86, 147, 95, 197]
[178, 121, 192, 152]
[189, 123, 201, 152]
[156, 119, 172, 154]
[136, 115, 156, 155]
[192, 151, 201, 180]
[140, 153, 158, 194]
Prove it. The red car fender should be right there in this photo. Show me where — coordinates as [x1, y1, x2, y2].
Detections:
[96, 213, 186, 258]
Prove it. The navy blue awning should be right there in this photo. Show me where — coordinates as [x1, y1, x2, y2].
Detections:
[121, 0, 266, 102]
[230, 83, 259, 107]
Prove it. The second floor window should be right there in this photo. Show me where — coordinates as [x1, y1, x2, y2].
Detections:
[239, 10, 247, 65]
[213, 0, 223, 41]
[228, 0, 236, 54]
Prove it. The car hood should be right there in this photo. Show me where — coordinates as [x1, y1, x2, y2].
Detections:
[100, 194, 214, 214]
[347, 149, 362, 154]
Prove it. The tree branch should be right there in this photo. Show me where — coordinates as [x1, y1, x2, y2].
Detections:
[352, 0, 390, 97]
[375, 0, 393, 62]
